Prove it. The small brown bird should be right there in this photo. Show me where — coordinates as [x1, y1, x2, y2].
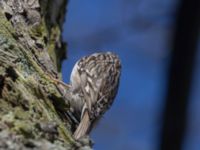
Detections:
[69, 52, 121, 139]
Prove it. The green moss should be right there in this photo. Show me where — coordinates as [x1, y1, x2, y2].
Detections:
[1, 111, 15, 126]
[0, 12, 14, 38]
[48, 26, 60, 65]
[14, 120, 35, 138]
[29, 19, 48, 38]
[14, 107, 30, 120]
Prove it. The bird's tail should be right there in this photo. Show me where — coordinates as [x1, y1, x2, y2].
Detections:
[73, 110, 91, 140]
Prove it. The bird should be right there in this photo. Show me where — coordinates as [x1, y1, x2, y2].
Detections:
[69, 52, 121, 139]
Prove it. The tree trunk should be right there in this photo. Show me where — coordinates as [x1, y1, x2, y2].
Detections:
[0, 0, 91, 149]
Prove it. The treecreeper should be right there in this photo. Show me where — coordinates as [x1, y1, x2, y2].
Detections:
[68, 52, 121, 140]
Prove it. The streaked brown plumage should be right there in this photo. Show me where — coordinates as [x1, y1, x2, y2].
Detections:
[70, 52, 121, 139]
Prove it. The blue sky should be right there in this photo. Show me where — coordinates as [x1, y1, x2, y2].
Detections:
[62, 0, 200, 150]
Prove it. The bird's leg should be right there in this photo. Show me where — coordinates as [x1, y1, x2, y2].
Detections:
[50, 76, 71, 88]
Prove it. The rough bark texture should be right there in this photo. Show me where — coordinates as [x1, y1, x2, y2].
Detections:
[0, 0, 91, 149]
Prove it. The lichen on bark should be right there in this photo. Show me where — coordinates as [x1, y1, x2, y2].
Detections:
[0, 0, 91, 149]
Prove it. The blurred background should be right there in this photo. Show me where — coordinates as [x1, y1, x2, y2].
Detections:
[61, 0, 200, 150]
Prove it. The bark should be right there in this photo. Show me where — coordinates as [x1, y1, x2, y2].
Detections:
[0, 0, 91, 149]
